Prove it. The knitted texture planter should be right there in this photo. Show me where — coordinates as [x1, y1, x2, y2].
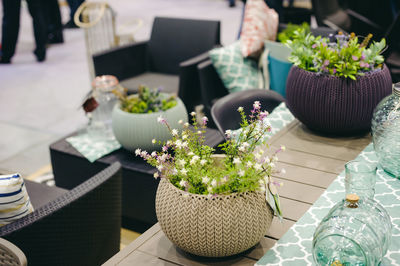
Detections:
[155, 178, 273, 257]
[286, 65, 392, 134]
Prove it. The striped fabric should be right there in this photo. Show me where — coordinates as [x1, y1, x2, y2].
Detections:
[0, 174, 34, 226]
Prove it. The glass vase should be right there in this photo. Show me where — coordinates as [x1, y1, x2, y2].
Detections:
[371, 82, 400, 178]
[345, 160, 377, 199]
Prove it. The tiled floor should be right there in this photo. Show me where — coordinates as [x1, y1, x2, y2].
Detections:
[0, 0, 243, 176]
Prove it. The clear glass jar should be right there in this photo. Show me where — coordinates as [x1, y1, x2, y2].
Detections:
[371, 82, 400, 178]
[313, 194, 392, 266]
[87, 75, 120, 140]
[345, 160, 377, 200]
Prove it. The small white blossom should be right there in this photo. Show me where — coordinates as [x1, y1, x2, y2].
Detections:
[197, 130, 202, 134]
[151, 151, 157, 157]
[239, 146, 246, 152]
[171, 129, 178, 136]
[152, 139, 157, 144]
[153, 172, 159, 179]
[255, 153, 262, 159]
[233, 158, 241, 165]
[190, 111, 196, 116]
[177, 159, 186, 167]
[179, 180, 187, 187]
[246, 161, 253, 168]
[135, 148, 141, 155]
[157, 165, 164, 171]
[200, 159, 207, 166]
[184, 122, 189, 127]
[160, 153, 168, 162]
[272, 155, 278, 162]
[180, 168, 187, 175]
[178, 119, 183, 124]
[188, 152, 194, 156]
[259, 179, 264, 184]
[238, 170, 245, 177]
[182, 141, 188, 148]
[269, 162, 275, 168]
[211, 179, 217, 187]
[202, 176, 210, 184]
[182, 134, 187, 140]
[140, 151, 148, 157]
[225, 130, 232, 137]
[172, 168, 178, 175]
[281, 145, 286, 151]
[237, 106, 244, 112]
[254, 163, 262, 171]
[207, 186, 213, 193]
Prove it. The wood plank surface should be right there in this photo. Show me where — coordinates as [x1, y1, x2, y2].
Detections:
[104, 119, 371, 265]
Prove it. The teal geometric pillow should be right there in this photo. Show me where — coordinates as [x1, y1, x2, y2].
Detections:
[209, 41, 260, 93]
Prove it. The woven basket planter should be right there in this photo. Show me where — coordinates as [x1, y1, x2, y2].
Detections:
[286, 65, 392, 134]
[155, 178, 274, 257]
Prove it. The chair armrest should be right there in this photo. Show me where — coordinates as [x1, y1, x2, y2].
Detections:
[92, 41, 148, 81]
[197, 60, 229, 118]
[178, 51, 211, 113]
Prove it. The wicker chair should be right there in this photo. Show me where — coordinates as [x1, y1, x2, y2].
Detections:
[0, 162, 122, 266]
[211, 89, 285, 138]
[0, 238, 27, 266]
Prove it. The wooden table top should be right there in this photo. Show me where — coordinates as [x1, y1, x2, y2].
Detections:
[104, 120, 371, 266]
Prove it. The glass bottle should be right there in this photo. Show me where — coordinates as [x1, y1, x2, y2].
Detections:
[345, 160, 377, 200]
[87, 75, 120, 140]
[312, 194, 392, 266]
[371, 82, 400, 178]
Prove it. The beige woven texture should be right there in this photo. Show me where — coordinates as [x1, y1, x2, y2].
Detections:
[156, 178, 273, 257]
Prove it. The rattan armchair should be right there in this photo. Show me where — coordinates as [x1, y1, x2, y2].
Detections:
[0, 162, 122, 266]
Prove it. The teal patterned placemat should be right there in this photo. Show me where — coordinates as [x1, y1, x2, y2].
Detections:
[256, 144, 400, 265]
[66, 133, 121, 163]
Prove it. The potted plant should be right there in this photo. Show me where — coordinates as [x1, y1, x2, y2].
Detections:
[285, 30, 392, 134]
[136, 102, 285, 257]
[112, 85, 188, 151]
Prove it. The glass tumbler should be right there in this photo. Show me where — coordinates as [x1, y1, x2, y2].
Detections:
[345, 160, 377, 199]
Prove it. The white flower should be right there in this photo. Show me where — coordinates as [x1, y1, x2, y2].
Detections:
[272, 155, 278, 162]
[246, 161, 253, 168]
[175, 140, 183, 148]
[242, 142, 250, 148]
[152, 139, 156, 144]
[280, 168, 286, 175]
[200, 159, 207, 166]
[207, 186, 213, 193]
[254, 163, 262, 171]
[190, 111, 196, 116]
[180, 168, 187, 176]
[172, 168, 178, 175]
[184, 122, 189, 127]
[188, 152, 194, 156]
[281, 145, 286, 151]
[233, 158, 241, 165]
[211, 179, 217, 187]
[263, 156, 270, 163]
[225, 130, 232, 137]
[177, 159, 186, 167]
[151, 151, 157, 157]
[171, 129, 178, 136]
[197, 130, 202, 134]
[179, 180, 187, 187]
[157, 165, 164, 171]
[153, 172, 159, 179]
[178, 119, 183, 124]
[259, 149, 264, 155]
[269, 162, 275, 168]
[160, 153, 168, 161]
[202, 176, 210, 184]
[140, 151, 148, 157]
[253, 101, 261, 109]
[255, 153, 262, 159]
[237, 106, 243, 112]
[182, 134, 187, 140]
[238, 170, 245, 177]
[191, 155, 200, 162]
[135, 148, 141, 155]
[239, 146, 246, 152]
[182, 141, 188, 148]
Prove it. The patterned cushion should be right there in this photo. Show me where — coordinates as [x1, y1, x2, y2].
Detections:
[209, 41, 260, 93]
[240, 0, 278, 57]
[0, 173, 34, 226]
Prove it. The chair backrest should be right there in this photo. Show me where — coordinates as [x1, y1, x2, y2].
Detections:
[211, 90, 285, 137]
[0, 162, 122, 266]
[148, 17, 221, 74]
[0, 238, 27, 266]
[311, 0, 343, 26]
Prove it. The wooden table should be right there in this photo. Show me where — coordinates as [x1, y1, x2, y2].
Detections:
[104, 120, 371, 266]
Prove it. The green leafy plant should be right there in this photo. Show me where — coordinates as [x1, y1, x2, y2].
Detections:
[286, 31, 386, 80]
[136, 102, 285, 217]
[278, 22, 310, 43]
[117, 85, 177, 113]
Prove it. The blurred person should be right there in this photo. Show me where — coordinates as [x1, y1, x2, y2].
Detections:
[64, 0, 85, 29]
[0, 0, 47, 63]
[44, 0, 64, 44]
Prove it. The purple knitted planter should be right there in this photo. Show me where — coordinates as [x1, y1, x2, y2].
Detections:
[286, 65, 392, 134]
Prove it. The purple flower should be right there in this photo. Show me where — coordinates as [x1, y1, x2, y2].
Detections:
[162, 145, 168, 152]
[202, 116, 208, 125]
[360, 62, 370, 68]
[322, 42, 327, 47]
[312, 44, 317, 49]
[332, 68, 337, 74]
[157, 116, 167, 124]
[361, 53, 366, 60]
[352, 55, 358, 61]
[259, 111, 269, 121]
[323, 59, 330, 66]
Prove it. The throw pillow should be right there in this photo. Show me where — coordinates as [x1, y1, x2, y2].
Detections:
[209, 41, 260, 93]
[240, 0, 278, 57]
[0, 173, 34, 226]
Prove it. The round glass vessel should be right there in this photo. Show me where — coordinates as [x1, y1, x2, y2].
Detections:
[312, 194, 392, 266]
[87, 75, 120, 140]
[371, 82, 400, 178]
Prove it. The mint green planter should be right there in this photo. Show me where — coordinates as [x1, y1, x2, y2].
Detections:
[111, 97, 188, 152]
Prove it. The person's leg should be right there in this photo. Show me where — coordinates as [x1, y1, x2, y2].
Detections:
[26, 0, 47, 61]
[44, 0, 64, 43]
[1, 0, 21, 63]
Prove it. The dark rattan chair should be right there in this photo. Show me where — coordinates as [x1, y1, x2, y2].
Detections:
[0, 162, 122, 266]
[93, 16, 221, 114]
[0, 238, 27, 266]
[211, 89, 285, 139]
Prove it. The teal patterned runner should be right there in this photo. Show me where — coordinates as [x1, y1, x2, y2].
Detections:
[256, 144, 400, 265]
